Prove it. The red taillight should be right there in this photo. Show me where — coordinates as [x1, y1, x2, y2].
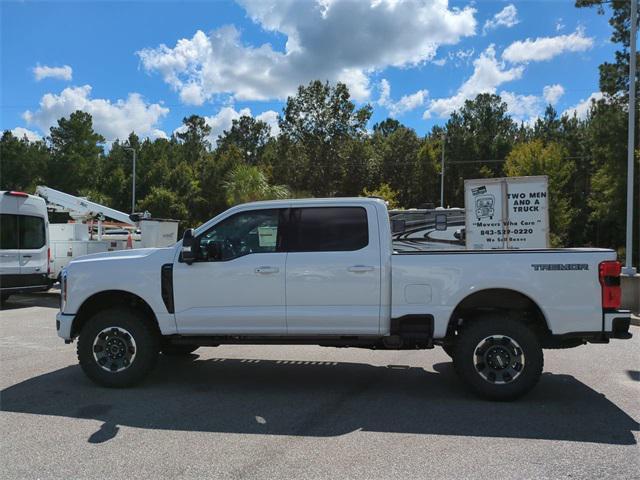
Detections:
[5, 191, 29, 197]
[599, 260, 621, 310]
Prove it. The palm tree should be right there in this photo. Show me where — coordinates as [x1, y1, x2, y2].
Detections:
[223, 164, 289, 206]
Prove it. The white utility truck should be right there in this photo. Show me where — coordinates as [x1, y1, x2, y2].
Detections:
[56, 198, 631, 400]
[35, 186, 179, 281]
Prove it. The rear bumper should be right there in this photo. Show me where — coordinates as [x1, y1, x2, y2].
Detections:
[0, 273, 50, 291]
[56, 312, 75, 341]
[0, 284, 50, 296]
[545, 310, 632, 347]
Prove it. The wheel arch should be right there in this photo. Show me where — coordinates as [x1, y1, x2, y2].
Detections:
[447, 288, 551, 341]
[71, 290, 160, 338]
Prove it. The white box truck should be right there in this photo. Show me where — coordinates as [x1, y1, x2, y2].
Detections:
[464, 176, 549, 250]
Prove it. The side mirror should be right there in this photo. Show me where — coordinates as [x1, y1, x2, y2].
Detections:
[435, 213, 447, 231]
[205, 241, 223, 261]
[391, 219, 406, 234]
[181, 228, 196, 265]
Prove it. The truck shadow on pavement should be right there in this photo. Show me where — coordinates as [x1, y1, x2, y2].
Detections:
[0, 292, 59, 311]
[1, 355, 638, 445]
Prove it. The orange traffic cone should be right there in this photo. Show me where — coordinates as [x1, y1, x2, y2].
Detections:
[126, 232, 133, 249]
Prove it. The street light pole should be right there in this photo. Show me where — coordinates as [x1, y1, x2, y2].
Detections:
[623, 0, 637, 275]
[124, 147, 137, 214]
[440, 133, 446, 208]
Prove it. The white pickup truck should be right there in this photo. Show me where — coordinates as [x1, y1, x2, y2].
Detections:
[56, 198, 632, 400]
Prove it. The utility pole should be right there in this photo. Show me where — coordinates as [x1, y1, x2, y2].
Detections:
[623, 0, 638, 275]
[440, 132, 446, 208]
[123, 147, 137, 214]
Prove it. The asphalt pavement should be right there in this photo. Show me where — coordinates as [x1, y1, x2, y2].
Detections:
[1, 292, 638, 480]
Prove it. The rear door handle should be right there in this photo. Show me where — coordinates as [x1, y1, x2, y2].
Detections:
[22, 255, 32, 258]
[348, 265, 375, 273]
[255, 266, 279, 274]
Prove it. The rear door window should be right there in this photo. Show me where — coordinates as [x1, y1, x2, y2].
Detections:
[289, 207, 368, 252]
[0, 214, 19, 249]
[19, 215, 46, 249]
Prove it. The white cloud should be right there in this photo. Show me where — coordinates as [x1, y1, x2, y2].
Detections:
[453, 48, 475, 63]
[255, 110, 281, 137]
[432, 48, 475, 67]
[498, 85, 566, 124]
[151, 129, 169, 140]
[179, 83, 206, 106]
[174, 106, 281, 146]
[543, 84, 564, 105]
[497, 84, 568, 124]
[10, 127, 41, 142]
[23, 85, 169, 141]
[33, 64, 73, 81]
[336, 68, 372, 102]
[483, 4, 519, 34]
[500, 91, 542, 123]
[424, 45, 523, 118]
[378, 78, 392, 106]
[502, 28, 593, 63]
[378, 79, 427, 117]
[556, 18, 565, 32]
[563, 92, 604, 119]
[138, 0, 476, 103]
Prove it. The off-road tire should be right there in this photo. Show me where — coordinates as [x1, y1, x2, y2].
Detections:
[77, 307, 160, 387]
[453, 317, 543, 401]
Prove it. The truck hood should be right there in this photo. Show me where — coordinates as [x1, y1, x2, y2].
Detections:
[69, 247, 172, 265]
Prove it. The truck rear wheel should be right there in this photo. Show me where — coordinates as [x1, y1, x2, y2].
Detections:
[77, 308, 160, 387]
[453, 317, 543, 401]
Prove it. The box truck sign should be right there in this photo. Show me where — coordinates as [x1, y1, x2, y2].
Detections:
[464, 176, 549, 249]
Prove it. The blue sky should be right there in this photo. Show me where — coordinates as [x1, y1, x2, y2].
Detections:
[1, 0, 617, 145]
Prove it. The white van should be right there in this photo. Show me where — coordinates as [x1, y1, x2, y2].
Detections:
[0, 191, 51, 303]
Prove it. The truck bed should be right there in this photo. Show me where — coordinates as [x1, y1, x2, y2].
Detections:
[390, 247, 617, 338]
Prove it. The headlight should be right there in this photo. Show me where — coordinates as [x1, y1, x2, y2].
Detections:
[60, 269, 67, 312]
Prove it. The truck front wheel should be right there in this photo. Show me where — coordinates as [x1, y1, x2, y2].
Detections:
[453, 317, 543, 401]
[77, 308, 160, 387]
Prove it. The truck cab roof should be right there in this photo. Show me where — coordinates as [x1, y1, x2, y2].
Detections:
[231, 197, 387, 209]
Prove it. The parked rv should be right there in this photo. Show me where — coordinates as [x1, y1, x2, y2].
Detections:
[389, 207, 466, 251]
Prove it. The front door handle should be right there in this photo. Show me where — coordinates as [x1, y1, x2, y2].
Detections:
[348, 265, 375, 273]
[255, 266, 279, 274]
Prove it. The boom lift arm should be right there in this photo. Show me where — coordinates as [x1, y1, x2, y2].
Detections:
[35, 186, 139, 225]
